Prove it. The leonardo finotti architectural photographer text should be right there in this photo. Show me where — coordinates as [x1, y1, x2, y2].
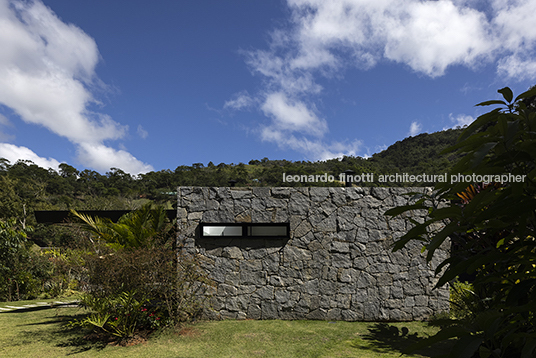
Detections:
[282, 172, 527, 184]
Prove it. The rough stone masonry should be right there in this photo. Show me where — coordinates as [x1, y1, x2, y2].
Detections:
[177, 186, 450, 321]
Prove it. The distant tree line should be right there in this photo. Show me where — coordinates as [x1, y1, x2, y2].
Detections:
[0, 128, 462, 228]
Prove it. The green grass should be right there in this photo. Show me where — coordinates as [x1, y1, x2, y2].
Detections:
[0, 299, 451, 357]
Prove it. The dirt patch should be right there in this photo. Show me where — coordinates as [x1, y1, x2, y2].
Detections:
[176, 326, 201, 338]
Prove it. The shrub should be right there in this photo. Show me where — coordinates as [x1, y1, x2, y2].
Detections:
[70, 205, 213, 339]
[387, 86, 536, 357]
[39, 248, 85, 298]
[448, 280, 478, 320]
[78, 291, 151, 338]
[76, 241, 212, 338]
[0, 220, 54, 301]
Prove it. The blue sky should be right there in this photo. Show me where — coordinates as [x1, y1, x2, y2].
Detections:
[0, 0, 535, 174]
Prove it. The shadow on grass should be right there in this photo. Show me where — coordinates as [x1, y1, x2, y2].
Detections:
[5, 302, 79, 314]
[352, 323, 453, 357]
[54, 325, 110, 355]
[4, 306, 55, 314]
[20, 311, 109, 355]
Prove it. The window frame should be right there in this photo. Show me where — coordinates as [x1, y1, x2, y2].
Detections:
[199, 222, 290, 238]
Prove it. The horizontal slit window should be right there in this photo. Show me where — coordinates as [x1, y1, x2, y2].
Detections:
[202, 225, 243, 237]
[248, 225, 288, 237]
[200, 223, 289, 238]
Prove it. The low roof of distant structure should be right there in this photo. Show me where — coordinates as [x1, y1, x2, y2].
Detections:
[34, 210, 176, 224]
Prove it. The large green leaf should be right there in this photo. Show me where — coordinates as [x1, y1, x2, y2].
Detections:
[506, 279, 536, 306]
[514, 86, 536, 102]
[392, 221, 431, 251]
[445, 132, 489, 154]
[430, 206, 462, 220]
[521, 338, 536, 358]
[426, 222, 458, 261]
[471, 142, 497, 167]
[71, 203, 171, 249]
[384, 203, 428, 216]
[498, 87, 513, 103]
[459, 108, 502, 142]
[389, 86, 536, 356]
[450, 334, 484, 358]
[475, 100, 507, 107]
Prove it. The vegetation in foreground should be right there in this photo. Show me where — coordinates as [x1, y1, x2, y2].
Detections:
[66, 204, 213, 340]
[0, 302, 450, 358]
[388, 86, 536, 357]
[0, 201, 213, 341]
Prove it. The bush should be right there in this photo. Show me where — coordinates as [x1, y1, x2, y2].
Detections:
[78, 291, 154, 338]
[448, 280, 478, 320]
[76, 242, 212, 338]
[387, 86, 536, 357]
[0, 220, 55, 301]
[39, 248, 85, 298]
[70, 206, 213, 339]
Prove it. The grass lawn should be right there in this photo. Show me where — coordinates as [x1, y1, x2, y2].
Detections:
[0, 299, 451, 357]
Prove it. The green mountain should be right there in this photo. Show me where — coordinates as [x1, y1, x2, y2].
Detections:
[370, 128, 463, 176]
[0, 128, 464, 224]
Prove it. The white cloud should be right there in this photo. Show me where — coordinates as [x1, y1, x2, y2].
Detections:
[446, 113, 474, 129]
[0, 134, 14, 142]
[383, 2, 493, 76]
[76, 143, 153, 174]
[245, 49, 323, 95]
[0, 113, 14, 141]
[0, 0, 152, 174]
[285, 0, 492, 77]
[0, 143, 60, 170]
[228, 0, 536, 161]
[375, 144, 388, 153]
[260, 127, 362, 160]
[224, 91, 255, 110]
[261, 92, 327, 137]
[256, 91, 361, 159]
[408, 121, 422, 137]
[492, 0, 536, 50]
[137, 125, 148, 139]
[285, 0, 536, 78]
[497, 54, 536, 79]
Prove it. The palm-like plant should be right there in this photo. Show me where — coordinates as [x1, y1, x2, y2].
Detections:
[70, 203, 172, 249]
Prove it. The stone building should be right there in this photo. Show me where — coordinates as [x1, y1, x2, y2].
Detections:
[177, 186, 449, 321]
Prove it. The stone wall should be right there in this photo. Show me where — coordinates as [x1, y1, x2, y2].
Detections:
[177, 186, 449, 321]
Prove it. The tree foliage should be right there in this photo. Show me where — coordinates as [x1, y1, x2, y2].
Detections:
[70, 203, 171, 249]
[0, 219, 53, 301]
[387, 86, 536, 357]
[0, 127, 463, 221]
[70, 205, 213, 339]
[369, 128, 463, 181]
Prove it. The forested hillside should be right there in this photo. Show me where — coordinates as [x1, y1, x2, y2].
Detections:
[369, 128, 463, 174]
[0, 128, 462, 229]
